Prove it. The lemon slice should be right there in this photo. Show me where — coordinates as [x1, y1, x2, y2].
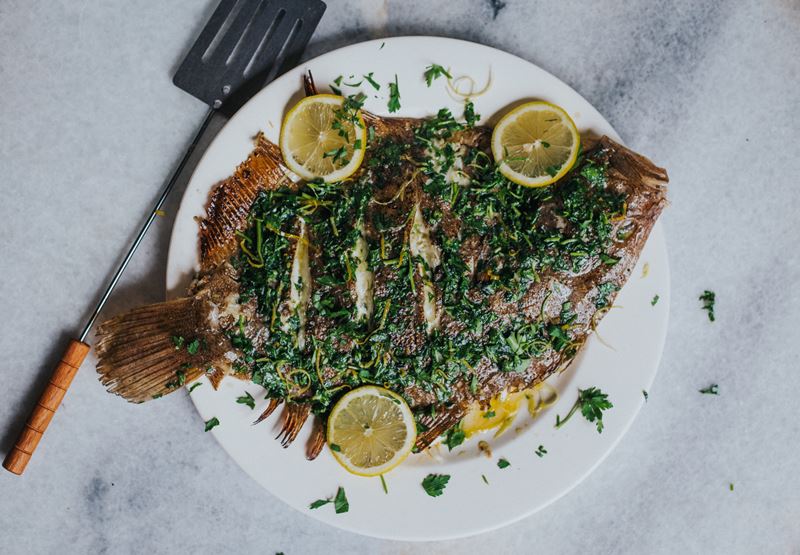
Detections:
[279, 94, 366, 182]
[491, 101, 580, 187]
[326, 386, 416, 476]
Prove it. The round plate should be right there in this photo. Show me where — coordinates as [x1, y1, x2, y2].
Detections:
[166, 36, 669, 541]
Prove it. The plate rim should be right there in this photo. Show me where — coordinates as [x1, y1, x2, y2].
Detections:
[165, 35, 670, 541]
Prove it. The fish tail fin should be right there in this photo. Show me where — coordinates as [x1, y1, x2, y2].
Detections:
[95, 297, 214, 403]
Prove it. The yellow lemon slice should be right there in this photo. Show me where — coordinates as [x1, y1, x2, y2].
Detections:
[279, 94, 366, 182]
[326, 386, 416, 477]
[491, 101, 580, 187]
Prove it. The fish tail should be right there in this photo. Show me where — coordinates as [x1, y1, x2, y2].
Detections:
[95, 297, 213, 403]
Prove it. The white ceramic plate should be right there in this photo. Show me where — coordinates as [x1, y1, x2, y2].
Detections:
[166, 36, 669, 541]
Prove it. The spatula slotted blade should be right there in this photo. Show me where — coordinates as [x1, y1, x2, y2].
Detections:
[173, 0, 325, 116]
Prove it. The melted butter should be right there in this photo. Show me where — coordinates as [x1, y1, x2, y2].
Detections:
[409, 204, 441, 332]
[461, 383, 559, 438]
[287, 219, 311, 349]
[353, 225, 374, 321]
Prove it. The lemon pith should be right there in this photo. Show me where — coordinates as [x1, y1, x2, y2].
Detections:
[280, 94, 366, 182]
[327, 386, 416, 477]
[491, 101, 580, 188]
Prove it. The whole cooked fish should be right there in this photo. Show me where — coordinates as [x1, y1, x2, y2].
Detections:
[96, 75, 668, 459]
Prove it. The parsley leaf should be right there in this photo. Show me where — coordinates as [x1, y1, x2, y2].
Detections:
[186, 338, 200, 355]
[497, 458, 511, 469]
[309, 498, 331, 510]
[483, 410, 496, 419]
[699, 384, 719, 395]
[387, 75, 401, 113]
[423, 64, 452, 87]
[188, 382, 202, 393]
[651, 294, 660, 306]
[329, 443, 341, 452]
[442, 423, 465, 451]
[421, 474, 450, 497]
[700, 290, 716, 321]
[535, 445, 547, 458]
[334, 486, 349, 513]
[555, 387, 613, 433]
[172, 335, 185, 349]
[363, 72, 380, 90]
[642, 390, 649, 402]
[236, 391, 255, 409]
[204, 417, 220, 432]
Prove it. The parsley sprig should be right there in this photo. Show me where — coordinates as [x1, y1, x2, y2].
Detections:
[555, 387, 613, 433]
[699, 290, 716, 321]
[421, 474, 450, 497]
[423, 64, 452, 87]
[309, 487, 349, 513]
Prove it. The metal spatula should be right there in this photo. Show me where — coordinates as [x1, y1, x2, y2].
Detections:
[3, 0, 326, 476]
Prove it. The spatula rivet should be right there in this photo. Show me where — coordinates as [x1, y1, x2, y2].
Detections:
[222, 85, 231, 95]
[213, 99, 222, 109]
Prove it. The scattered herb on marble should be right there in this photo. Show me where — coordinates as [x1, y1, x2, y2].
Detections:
[188, 382, 202, 393]
[555, 387, 613, 433]
[387, 74, 401, 112]
[422, 474, 450, 497]
[699, 384, 719, 395]
[699, 290, 716, 321]
[423, 63, 452, 86]
[497, 458, 510, 469]
[651, 294, 660, 306]
[380, 474, 388, 494]
[642, 390, 649, 402]
[204, 417, 220, 432]
[535, 445, 547, 458]
[236, 391, 255, 409]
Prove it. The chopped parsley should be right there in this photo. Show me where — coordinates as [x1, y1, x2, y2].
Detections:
[309, 486, 349, 513]
[535, 445, 547, 457]
[481, 474, 489, 485]
[421, 474, 450, 497]
[555, 387, 613, 433]
[483, 410, 496, 419]
[442, 423, 466, 451]
[642, 390, 648, 402]
[188, 382, 203, 393]
[172, 335, 185, 349]
[380, 474, 388, 494]
[387, 75, 401, 113]
[363, 72, 380, 90]
[423, 63, 452, 86]
[699, 290, 716, 321]
[165, 368, 187, 389]
[236, 391, 255, 409]
[729, 483, 734, 492]
[497, 458, 510, 469]
[329, 443, 341, 452]
[699, 384, 719, 395]
[204, 417, 220, 432]
[186, 338, 200, 355]
[651, 294, 660, 306]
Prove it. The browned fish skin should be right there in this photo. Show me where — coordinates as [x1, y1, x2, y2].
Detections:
[94, 78, 668, 456]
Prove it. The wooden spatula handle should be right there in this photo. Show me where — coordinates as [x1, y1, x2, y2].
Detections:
[3, 339, 90, 475]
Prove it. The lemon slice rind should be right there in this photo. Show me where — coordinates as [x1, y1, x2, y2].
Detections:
[279, 94, 366, 183]
[491, 101, 580, 188]
[326, 385, 416, 477]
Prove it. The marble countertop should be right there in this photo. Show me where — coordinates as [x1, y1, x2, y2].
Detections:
[1, 1, 798, 553]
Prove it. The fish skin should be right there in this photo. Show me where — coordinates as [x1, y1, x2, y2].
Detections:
[95, 81, 668, 453]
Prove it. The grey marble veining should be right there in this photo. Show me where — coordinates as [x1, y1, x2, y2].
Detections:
[1, 1, 799, 553]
